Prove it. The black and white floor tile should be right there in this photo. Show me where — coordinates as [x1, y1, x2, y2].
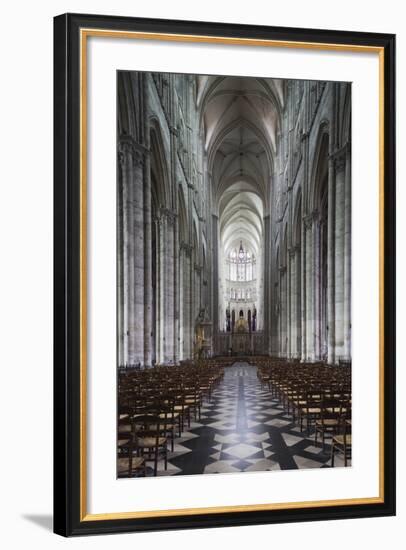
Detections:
[146, 363, 350, 477]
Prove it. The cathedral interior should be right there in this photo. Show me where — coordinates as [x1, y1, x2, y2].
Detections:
[117, 72, 352, 477]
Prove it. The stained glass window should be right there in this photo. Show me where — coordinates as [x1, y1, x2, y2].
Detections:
[226, 241, 256, 282]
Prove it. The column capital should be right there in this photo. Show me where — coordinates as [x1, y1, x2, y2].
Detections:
[303, 213, 313, 230]
[180, 241, 193, 257]
[329, 145, 347, 173]
[288, 245, 300, 258]
[118, 134, 148, 168]
[335, 155, 346, 173]
[311, 209, 320, 223]
[303, 210, 319, 229]
[161, 208, 177, 225]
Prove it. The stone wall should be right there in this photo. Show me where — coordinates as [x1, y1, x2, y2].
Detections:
[117, 73, 351, 366]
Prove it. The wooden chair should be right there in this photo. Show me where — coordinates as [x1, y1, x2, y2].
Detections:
[198, 375, 213, 403]
[300, 387, 323, 434]
[133, 414, 168, 476]
[172, 391, 191, 432]
[286, 380, 302, 418]
[314, 396, 341, 450]
[183, 383, 202, 421]
[117, 434, 146, 478]
[156, 394, 178, 451]
[331, 406, 352, 467]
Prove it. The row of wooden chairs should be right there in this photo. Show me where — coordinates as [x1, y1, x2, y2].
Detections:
[117, 361, 225, 476]
[257, 361, 352, 466]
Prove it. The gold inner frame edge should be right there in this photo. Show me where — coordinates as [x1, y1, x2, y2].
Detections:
[79, 28, 385, 522]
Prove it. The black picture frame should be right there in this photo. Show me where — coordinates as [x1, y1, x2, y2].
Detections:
[54, 12, 396, 536]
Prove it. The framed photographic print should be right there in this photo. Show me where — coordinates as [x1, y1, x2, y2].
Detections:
[53, 13, 396, 536]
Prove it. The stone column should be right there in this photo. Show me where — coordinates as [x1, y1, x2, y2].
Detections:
[158, 214, 166, 364]
[343, 145, 352, 360]
[212, 214, 219, 354]
[186, 248, 192, 359]
[276, 271, 280, 357]
[286, 249, 292, 358]
[143, 151, 152, 367]
[178, 246, 184, 361]
[289, 246, 300, 358]
[327, 157, 336, 364]
[194, 264, 202, 317]
[118, 137, 136, 365]
[288, 247, 295, 359]
[295, 244, 302, 359]
[190, 244, 195, 358]
[173, 215, 179, 363]
[304, 214, 314, 360]
[312, 211, 321, 359]
[151, 215, 160, 364]
[300, 128, 310, 363]
[300, 218, 307, 361]
[193, 263, 202, 358]
[263, 215, 271, 353]
[279, 265, 287, 357]
[117, 154, 124, 366]
[132, 147, 145, 366]
[180, 243, 192, 359]
[162, 209, 176, 363]
[334, 154, 346, 361]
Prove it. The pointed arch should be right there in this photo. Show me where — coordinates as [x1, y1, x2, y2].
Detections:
[117, 72, 140, 141]
[341, 86, 351, 146]
[149, 117, 171, 210]
[309, 124, 330, 360]
[292, 189, 303, 248]
[178, 184, 189, 243]
[309, 123, 330, 213]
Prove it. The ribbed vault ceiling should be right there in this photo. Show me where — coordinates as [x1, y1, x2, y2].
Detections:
[197, 75, 284, 256]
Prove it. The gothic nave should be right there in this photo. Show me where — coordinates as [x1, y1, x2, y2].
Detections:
[117, 72, 352, 476]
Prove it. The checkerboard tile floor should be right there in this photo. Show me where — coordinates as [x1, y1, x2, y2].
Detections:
[144, 363, 350, 477]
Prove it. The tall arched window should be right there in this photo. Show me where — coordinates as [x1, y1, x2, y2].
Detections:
[226, 241, 256, 282]
[229, 248, 237, 280]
